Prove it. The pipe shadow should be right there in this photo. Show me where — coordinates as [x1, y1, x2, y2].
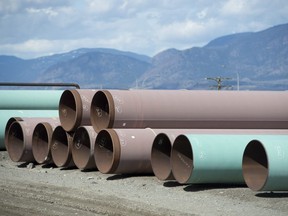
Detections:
[163, 181, 186, 188]
[41, 163, 57, 169]
[81, 168, 98, 173]
[107, 173, 154, 181]
[60, 166, 77, 170]
[255, 192, 288, 198]
[184, 183, 245, 192]
[17, 162, 32, 168]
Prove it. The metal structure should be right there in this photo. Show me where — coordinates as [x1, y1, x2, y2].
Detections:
[72, 126, 97, 170]
[206, 77, 232, 90]
[242, 136, 288, 191]
[59, 89, 97, 132]
[90, 90, 288, 133]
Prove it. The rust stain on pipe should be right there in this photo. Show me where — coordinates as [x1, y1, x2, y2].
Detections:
[72, 126, 97, 170]
[91, 90, 288, 132]
[32, 119, 60, 164]
[94, 128, 162, 174]
[51, 126, 75, 167]
[59, 89, 97, 132]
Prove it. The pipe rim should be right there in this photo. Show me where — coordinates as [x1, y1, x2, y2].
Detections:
[5, 117, 23, 149]
[59, 89, 82, 132]
[151, 133, 174, 180]
[51, 126, 72, 167]
[72, 127, 91, 169]
[7, 121, 24, 162]
[171, 135, 193, 184]
[242, 140, 268, 191]
[91, 90, 115, 133]
[94, 129, 120, 173]
[32, 123, 53, 164]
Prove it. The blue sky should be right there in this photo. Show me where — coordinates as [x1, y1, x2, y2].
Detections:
[0, 0, 287, 59]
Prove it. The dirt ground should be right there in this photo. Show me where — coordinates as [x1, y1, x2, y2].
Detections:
[0, 151, 288, 216]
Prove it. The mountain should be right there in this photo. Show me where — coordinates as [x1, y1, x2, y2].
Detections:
[0, 23, 287, 90]
[138, 23, 288, 90]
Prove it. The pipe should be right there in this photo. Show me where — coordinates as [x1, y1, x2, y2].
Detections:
[94, 128, 162, 174]
[72, 126, 97, 170]
[0, 90, 63, 110]
[31, 119, 61, 164]
[1, 110, 58, 149]
[152, 129, 288, 181]
[6, 117, 59, 162]
[0, 82, 80, 89]
[90, 90, 288, 133]
[170, 134, 288, 184]
[50, 126, 75, 167]
[59, 89, 97, 132]
[242, 135, 288, 191]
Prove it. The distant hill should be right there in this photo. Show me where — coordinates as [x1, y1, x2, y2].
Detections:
[0, 23, 287, 90]
[138, 23, 288, 90]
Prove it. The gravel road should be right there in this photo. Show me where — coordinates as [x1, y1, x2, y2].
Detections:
[0, 151, 288, 216]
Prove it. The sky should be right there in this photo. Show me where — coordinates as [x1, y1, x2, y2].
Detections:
[0, 0, 287, 59]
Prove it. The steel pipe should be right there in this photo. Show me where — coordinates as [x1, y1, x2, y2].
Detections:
[50, 126, 75, 167]
[6, 118, 59, 162]
[72, 126, 97, 170]
[242, 135, 288, 191]
[152, 129, 288, 181]
[32, 119, 61, 164]
[94, 128, 162, 174]
[59, 89, 97, 132]
[90, 90, 288, 132]
[0, 90, 63, 110]
[0, 110, 58, 149]
[171, 134, 287, 184]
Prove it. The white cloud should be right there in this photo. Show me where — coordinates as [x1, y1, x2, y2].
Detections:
[0, 0, 287, 58]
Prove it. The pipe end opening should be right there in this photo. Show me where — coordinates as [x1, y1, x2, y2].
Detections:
[7, 122, 24, 162]
[59, 90, 82, 132]
[242, 140, 268, 191]
[91, 91, 114, 133]
[94, 129, 119, 173]
[151, 133, 174, 180]
[32, 123, 51, 164]
[51, 126, 71, 167]
[171, 135, 193, 184]
[72, 127, 91, 169]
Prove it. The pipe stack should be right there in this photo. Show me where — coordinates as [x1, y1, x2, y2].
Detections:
[3, 88, 288, 193]
[0, 90, 63, 149]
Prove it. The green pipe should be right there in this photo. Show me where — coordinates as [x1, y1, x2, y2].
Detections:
[171, 134, 279, 184]
[242, 135, 288, 191]
[0, 90, 63, 110]
[0, 110, 58, 149]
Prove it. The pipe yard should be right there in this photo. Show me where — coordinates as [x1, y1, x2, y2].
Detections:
[1, 88, 288, 215]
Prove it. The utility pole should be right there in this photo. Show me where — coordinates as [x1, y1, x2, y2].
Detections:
[206, 77, 232, 90]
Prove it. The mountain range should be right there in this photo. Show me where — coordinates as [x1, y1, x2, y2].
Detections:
[0, 23, 287, 90]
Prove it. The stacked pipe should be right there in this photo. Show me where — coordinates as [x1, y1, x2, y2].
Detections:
[52, 89, 98, 169]
[91, 89, 288, 191]
[3, 88, 288, 193]
[0, 90, 63, 149]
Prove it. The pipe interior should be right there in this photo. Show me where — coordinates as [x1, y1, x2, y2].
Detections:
[59, 90, 77, 131]
[32, 123, 50, 164]
[72, 127, 90, 168]
[151, 133, 173, 180]
[242, 140, 268, 191]
[7, 122, 24, 162]
[171, 135, 193, 184]
[91, 91, 110, 132]
[51, 127, 69, 166]
[94, 130, 114, 173]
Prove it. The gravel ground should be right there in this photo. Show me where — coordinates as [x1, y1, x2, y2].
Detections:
[0, 150, 288, 216]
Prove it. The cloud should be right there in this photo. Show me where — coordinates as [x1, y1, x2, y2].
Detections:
[0, 0, 287, 58]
